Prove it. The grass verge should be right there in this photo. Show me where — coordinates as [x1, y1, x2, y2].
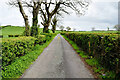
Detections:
[62, 35, 116, 80]
[2, 35, 55, 79]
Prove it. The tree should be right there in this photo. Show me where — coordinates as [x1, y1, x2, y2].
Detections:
[51, 15, 58, 33]
[114, 25, 120, 31]
[30, 0, 41, 37]
[59, 26, 64, 31]
[9, 0, 90, 33]
[66, 26, 71, 31]
[107, 27, 109, 31]
[9, 0, 30, 36]
[9, 0, 42, 36]
[40, 0, 90, 33]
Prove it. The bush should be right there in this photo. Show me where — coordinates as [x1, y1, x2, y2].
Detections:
[2, 37, 36, 67]
[61, 32, 120, 74]
[2, 33, 57, 78]
[2, 44, 46, 78]
[35, 35, 46, 45]
[2, 33, 57, 67]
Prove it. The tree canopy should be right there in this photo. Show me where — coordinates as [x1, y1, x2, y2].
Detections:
[9, 0, 90, 34]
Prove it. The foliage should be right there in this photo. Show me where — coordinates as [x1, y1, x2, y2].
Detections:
[2, 37, 36, 67]
[66, 26, 71, 31]
[59, 26, 64, 31]
[114, 24, 120, 31]
[2, 43, 49, 78]
[85, 58, 99, 66]
[2, 33, 57, 67]
[23, 25, 30, 36]
[2, 33, 57, 78]
[61, 32, 120, 79]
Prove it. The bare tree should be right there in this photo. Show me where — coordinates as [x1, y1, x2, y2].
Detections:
[51, 15, 58, 33]
[9, 0, 90, 33]
[40, 0, 90, 33]
[9, 0, 30, 36]
[9, 0, 42, 36]
[31, 0, 41, 36]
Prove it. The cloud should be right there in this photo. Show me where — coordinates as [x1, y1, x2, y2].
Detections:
[62, 2, 118, 31]
[93, 0, 119, 2]
[0, 0, 118, 31]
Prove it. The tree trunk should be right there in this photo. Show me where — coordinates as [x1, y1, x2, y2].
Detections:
[43, 16, 51, 33]
[52, 26, 56, 33]
[31, 10, 38, 36]
[52, 30, 55, 33]
[43, 26, 49, 33]
[33, 12, 38, 27]
[24, 16, 30, 36]
[17, 0, 30, 36]
[31, 2, 41, 37]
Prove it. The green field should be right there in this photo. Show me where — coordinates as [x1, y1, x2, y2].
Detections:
[0, 26, 60, 35]
[73, 31, 118, 34]
[0, 26, 118, 38]
[0, 26, 25, 35]
[0, 26, 25, 38]
[0, 26, 54, 38]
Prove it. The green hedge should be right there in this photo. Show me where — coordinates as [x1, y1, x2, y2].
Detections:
[2, 33, 57, 78]
[2, 37, 36, 67]
[2, 34, 57, 68]
[61, 32, 120, 74]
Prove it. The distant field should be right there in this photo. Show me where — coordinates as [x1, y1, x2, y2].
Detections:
[0, 26, 25, 35]
[79, 31, 118, 34]
[0, 26, 53, 37]
[0, 26, 118, 37]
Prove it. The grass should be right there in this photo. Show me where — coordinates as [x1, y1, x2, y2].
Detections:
[61, 34, 116, 80]
[0, 26, 117, 36]
[0, 26, 44, 38]
[2, 35, 55, 78]
[73, 31, 118, 34]
[85, 58, 99, 66]
[0, 26, 25, 35]
[62, 35, 89, 59]
[0, 26, 60, 38]
[0, 26, 60, 35]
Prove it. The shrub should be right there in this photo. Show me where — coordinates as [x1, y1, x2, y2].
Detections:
[2, 33, 57, 68]
[2, 33, 57, 78]
[2, 37, 36, 67]
[61, 32, 120, 74]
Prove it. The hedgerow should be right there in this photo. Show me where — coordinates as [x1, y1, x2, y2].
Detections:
[61, 32, 120, 78]
[2, 33, 57, 78]
[2, 37, 36, 67]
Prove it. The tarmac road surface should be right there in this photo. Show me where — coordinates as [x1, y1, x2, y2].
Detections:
[22, 34, 94, 78]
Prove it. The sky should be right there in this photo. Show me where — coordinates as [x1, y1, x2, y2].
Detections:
[0, 0, 119, 31]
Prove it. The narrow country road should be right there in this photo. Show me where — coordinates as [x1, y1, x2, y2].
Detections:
[22, 34, 94, 78]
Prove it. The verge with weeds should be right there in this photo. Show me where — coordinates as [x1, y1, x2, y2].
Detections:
[62, 34, 117, 80]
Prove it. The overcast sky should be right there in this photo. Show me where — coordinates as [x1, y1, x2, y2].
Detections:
[0, 0, 119, 31]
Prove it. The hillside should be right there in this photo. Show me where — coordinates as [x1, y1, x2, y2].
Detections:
[0, 26, 48, 37]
